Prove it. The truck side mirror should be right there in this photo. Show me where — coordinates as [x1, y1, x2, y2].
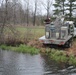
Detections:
[74, 22, 76, 27]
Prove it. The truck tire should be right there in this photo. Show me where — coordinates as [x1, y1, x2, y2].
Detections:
[64, 39, 72, 48]
[43, 43, 47, 47]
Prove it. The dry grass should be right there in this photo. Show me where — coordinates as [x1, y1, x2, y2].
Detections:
[66, 39, 76, 56]
[0, 26, 45, 45]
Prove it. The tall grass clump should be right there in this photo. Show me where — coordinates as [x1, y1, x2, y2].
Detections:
[69, 55, 76, 66]
[0, 44, 11, 50]
[15, 44, 39, 54]
[49, 49, 68, 63]
[46, 49, 76, 66]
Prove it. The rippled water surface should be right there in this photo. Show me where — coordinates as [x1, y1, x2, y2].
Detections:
[0, 50, 76, 75]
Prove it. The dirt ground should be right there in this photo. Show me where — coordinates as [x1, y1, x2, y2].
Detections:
[66, 41, 76, 56]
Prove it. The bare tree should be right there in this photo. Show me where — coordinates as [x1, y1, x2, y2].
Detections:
[0, 0, 8, 43]
[0, 0, 21, 43]
[41, 0, 52, 19]
[12, 0, 17, 25]
[26, 0, 29, 26]
[33, 0, 38, 26]
[0, 0, 8, 33]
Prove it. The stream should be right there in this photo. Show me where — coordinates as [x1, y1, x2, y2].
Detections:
[0, 50, 76, 75]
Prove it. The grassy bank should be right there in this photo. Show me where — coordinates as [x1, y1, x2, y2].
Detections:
[0, 44, 40, 55]
[45, 49, 76, 66]
[0, 26, 43, 55]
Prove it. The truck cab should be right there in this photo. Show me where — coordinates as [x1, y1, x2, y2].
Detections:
[65, 21, 76, 37]
[74, 22, 76, 37]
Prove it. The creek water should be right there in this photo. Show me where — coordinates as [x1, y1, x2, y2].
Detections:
[0, 50, 76, 75]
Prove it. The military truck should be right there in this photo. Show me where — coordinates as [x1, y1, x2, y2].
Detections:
[39, 17, 76, 48]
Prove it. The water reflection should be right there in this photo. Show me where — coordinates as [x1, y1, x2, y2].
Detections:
[0, 50, 76, 75]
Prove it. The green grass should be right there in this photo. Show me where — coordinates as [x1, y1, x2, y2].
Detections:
[46, 49, 76, 66]
[16, 26, 45, 39]
[69, 55, 76, 65]
[0, 44, 40, 55]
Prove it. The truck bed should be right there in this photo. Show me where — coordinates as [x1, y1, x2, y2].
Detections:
[39, 35, 72, 45]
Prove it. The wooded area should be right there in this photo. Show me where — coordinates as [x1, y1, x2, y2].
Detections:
[0, 0, 76, 26]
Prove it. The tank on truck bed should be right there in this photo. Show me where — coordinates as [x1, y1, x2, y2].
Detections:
[39, 17, 76, 48]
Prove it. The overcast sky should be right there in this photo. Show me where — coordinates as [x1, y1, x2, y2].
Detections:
[21, 0, 55, 15]
[1, 0, 75, 16]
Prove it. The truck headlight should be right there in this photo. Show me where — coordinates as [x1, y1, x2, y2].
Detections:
[56, 32, 59, 39]
[46, 32, 49, 38]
